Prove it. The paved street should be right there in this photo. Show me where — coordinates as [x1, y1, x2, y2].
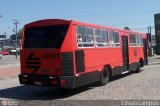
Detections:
[0, 55, 20, 79]
[0, 55, 160, 106]
[0, 55, 20, 68]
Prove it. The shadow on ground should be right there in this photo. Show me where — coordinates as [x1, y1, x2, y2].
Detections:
[0, 70, 143, 101]
[0, 85, 93, 100]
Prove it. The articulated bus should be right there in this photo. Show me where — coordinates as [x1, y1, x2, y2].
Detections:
[19, 19, 148, 89]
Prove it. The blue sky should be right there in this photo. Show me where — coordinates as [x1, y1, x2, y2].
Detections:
[0, 0, 160, 38]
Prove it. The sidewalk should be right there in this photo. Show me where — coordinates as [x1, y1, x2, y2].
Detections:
[0, 65, 20, 80]
[148, 55, 160, 65]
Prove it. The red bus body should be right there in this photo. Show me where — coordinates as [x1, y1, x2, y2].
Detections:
[19, 19, 148, 89]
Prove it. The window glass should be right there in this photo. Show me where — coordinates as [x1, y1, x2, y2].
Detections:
[95, 29, 100, 43]
[130, 34, 136, 46]
[85, 27, 94, 43]
[95, 29, 108, 47]
[24, 25, 68, 49]
[101, 30, 108, 43]
[114, 32, 120, 43]
[114, 32, 120, 46]
[109, 31, 114, 43]
[77, 26, 94, 47]
[77, 26, 85, 43]
[136, 34, 142, 46]
[109, 31, 120, 47]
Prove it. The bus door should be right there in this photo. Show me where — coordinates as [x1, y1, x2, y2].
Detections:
[122, 36, 129, 71]
[143, 39, 148, 65]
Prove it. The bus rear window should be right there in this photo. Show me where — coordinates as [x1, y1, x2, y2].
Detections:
[24, 25, 69, 49]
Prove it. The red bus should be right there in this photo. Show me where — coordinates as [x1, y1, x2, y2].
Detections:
[19, 19, 148, 89]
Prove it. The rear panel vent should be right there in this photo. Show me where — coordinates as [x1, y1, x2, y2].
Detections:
[61, 52, 74, 76]
[75, 50, 85, 73]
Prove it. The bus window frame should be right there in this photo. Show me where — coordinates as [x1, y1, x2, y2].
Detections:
[136, 34, 143, 47]
[129, 33, 137, 47]
[95, 29, 109, 48]
[76, 26, 95, 48]
[109, 30, 120, 48]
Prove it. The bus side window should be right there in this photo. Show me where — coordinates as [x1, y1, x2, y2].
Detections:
[95, 29, 108, 47]
[77, 26, 85, 47]
[130, 34, 136, 47]
[109, 31, 120, 47]
[136, 34, 142, 47]
[77, 26, 94, 47]
[114, 32, 120, 46]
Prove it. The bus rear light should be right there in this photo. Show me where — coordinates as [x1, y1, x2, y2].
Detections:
[49, 77, 53, 79]
[22, 75, 28, 78]
[60, 79, 67, 86]
[49, 76, 56, 79]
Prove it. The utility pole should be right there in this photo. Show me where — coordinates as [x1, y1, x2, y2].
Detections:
[3, 32, 6, 49]
[147, 26, 152, 56]
[0, 15, 2, 49]
[13, 20, 20, 58]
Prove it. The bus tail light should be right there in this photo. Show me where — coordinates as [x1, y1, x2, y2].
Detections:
[60, 79, 67, 86]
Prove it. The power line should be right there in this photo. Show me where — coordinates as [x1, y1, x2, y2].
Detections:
[132, 26, 155, 30]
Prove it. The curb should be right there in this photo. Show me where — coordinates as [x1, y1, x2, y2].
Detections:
[148, 62, 160, 65]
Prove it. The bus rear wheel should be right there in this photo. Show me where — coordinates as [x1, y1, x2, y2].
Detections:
[99, 68, 109, 86]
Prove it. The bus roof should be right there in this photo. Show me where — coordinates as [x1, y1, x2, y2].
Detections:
[72, 20, 146, 35]
[24, 19, 72, 28]
[24, 19, 146, 35]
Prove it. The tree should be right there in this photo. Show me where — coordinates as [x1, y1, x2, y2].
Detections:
[17, 29, 22, 37]
[10, 34, 16, 40]
[10, 29, 22, 40]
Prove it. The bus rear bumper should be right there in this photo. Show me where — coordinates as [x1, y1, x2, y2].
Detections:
[19, 71, 100, 89]
[19, 74, 75, 89]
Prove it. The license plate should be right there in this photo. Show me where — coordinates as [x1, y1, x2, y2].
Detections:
[34, 81, 42, 85]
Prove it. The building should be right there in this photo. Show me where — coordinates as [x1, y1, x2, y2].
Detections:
[0, 34, 20, 49]
[151, 35, 156, 55]
[154, 13, 160, 55]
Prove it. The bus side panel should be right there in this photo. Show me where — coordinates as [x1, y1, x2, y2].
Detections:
[136, 47, 144, 60]
[60, 24, 77, 76]
[61, 23, 74, 52]
[74, 48, 123, 75]
[73, 29, 124, 76]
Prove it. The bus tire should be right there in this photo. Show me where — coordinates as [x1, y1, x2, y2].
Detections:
[135, 62, 141, 73]
[99, 68, 109, 86]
